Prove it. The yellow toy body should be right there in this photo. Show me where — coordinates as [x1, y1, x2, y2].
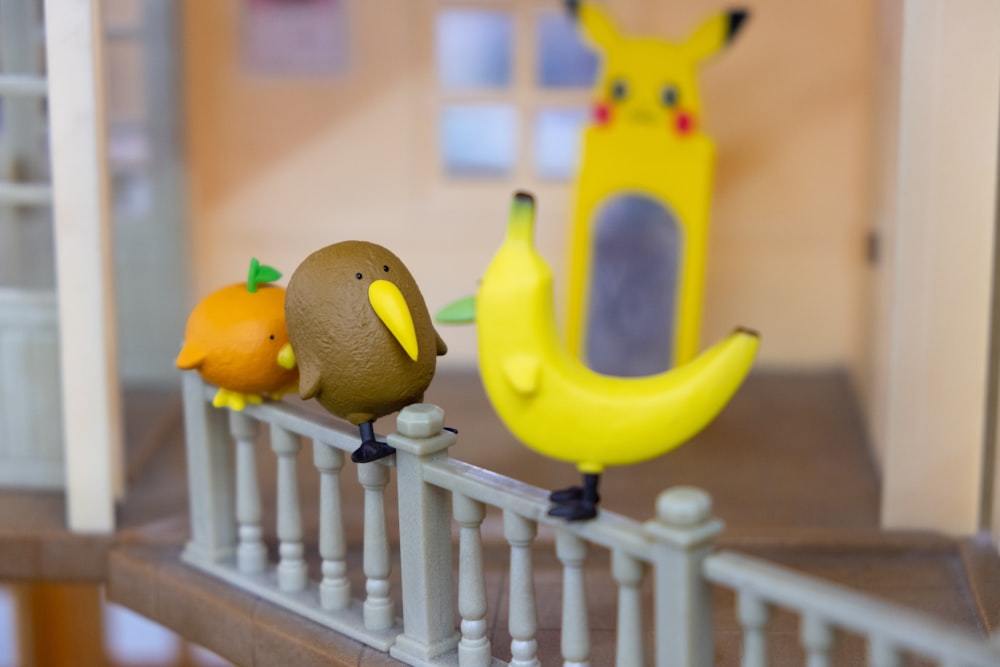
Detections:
[566, 3, 748, 372]
[477, 194, 759, 475]
[177, 260, 298, 411]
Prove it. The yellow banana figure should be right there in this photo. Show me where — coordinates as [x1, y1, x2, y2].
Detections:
[443, 192, 759, 520]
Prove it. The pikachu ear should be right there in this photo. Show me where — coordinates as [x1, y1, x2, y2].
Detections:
[576, 2, 620, 52]
[682, 9, 749, 63]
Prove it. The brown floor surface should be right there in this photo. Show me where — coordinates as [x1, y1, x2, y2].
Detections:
[4, 369, 999, 665]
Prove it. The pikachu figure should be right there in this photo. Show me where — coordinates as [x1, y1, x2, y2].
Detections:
[564, 1, 749, 376]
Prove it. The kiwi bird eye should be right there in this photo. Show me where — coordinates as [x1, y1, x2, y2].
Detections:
[383, 265, 389, 272]
[356, 272, 363, 280]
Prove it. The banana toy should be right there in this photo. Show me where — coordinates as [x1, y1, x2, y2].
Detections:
[438, 192, 759, 520]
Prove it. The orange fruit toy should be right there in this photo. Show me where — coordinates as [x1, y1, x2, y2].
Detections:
[177, 258, 299, 411]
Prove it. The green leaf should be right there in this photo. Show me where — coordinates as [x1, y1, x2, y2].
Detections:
[247, 257, 282, 293]
[435, 295, 477, 324]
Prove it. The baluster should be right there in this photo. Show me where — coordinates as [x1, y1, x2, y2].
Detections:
[388, 405, 459, 663]
[270, 424, 306, 591]
[181, 372, 235, 564]
[612, 550, 645, 667]
[867, 637, 902, 667]
[313, 440, 349, 610]
[737, 591, 771, 667]
[556, 530, 590, 667]
[230, 411, 265, 573]
[358, 461, 393, 630]
[503, 511, 539, 667]
[801, 614, 834, 667]
[454, 493, 490, 666]
[643, 487, 723, 667]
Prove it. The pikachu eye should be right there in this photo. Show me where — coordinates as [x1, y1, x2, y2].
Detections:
[660, 84, 680, 108]
[609, 78, 629, 101]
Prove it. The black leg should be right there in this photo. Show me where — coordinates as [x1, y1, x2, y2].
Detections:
[548, 473, 600, 521]
[351, 420, 396, 463]
[549, 481, 601, 505]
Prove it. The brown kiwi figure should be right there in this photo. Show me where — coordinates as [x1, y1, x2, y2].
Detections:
[285, 241, 448, 463]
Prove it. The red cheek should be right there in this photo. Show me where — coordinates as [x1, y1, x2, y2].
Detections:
[675, 112, 695, 135]
[593, 103, 611, 126]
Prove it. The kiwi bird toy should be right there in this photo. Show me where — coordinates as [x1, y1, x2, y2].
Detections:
[438, 193, 759, 520]
[284, 241, 448, 464]
[176, 258, 298, 411]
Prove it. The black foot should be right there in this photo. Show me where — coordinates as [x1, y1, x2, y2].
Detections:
[549, 485, 601, 505]
[548, 501, 598, 521]
[351, 439, 395, 463]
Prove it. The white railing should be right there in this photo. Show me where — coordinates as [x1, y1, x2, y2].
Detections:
[704, 553, 1000, 667]
[180, 371, 1000, 667]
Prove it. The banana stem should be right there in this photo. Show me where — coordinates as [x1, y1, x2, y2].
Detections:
[507, 191, 536, 245]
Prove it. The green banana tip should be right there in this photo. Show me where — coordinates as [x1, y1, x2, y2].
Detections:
[512, 191, 536, 218]
[508, 191, 536, 241]
[247, 257, 283, 293]
[435, 295, 477, 325]
[513, 190, 535, 206]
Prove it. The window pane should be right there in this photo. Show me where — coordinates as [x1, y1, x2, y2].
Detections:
[436, 9, 513, 89]
[534, 107, 589, 179]
[441, 105, 517, 176]
[537, 12, 598, 87]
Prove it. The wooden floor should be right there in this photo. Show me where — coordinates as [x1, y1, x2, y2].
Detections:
[4, 369, 1000, 665]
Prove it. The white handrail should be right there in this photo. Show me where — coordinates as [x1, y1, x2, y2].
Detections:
[705, 550, 1000, 665]
[179, 372, 1000, 667]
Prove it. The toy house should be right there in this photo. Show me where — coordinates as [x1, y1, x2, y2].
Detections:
[2, 0, 1000, 664]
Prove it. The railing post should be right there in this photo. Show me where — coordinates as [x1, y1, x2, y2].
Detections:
[612, 549, 647, 667]
[358, 460, 393, 629]
[387, 404, 461, 663]
[737, 591, 771, 667]
[313, 440, 350, 611]
[181, 372, 236, 563]
[454, 493, 490, 666]
[271, 424, 307, 591]
[643, 486, 724, 667]
[231, 411, 265, 573]
[504, 511, 540, 667]
[556, 530, 591, 667]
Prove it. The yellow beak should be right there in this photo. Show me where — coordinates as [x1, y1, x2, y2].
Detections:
[277, 343, 296, 370]
[369, 280, 419, 361]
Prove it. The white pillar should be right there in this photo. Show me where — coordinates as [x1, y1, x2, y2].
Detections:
[504, 511, 540, 667]
[388, 403, 460, 663]
[556, 530, 590, 667]
[232, 412, 265, 573]
[612, 550, 646, 667]
[314, 440, 350, 610]
[644, 486, 724, 667]
[358, 460, 393, 630]
[45, 0, 123, 533]
[879, 0, 1000, 535]
[454, 492, 490, 666]
[271, 423, 306, 591]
